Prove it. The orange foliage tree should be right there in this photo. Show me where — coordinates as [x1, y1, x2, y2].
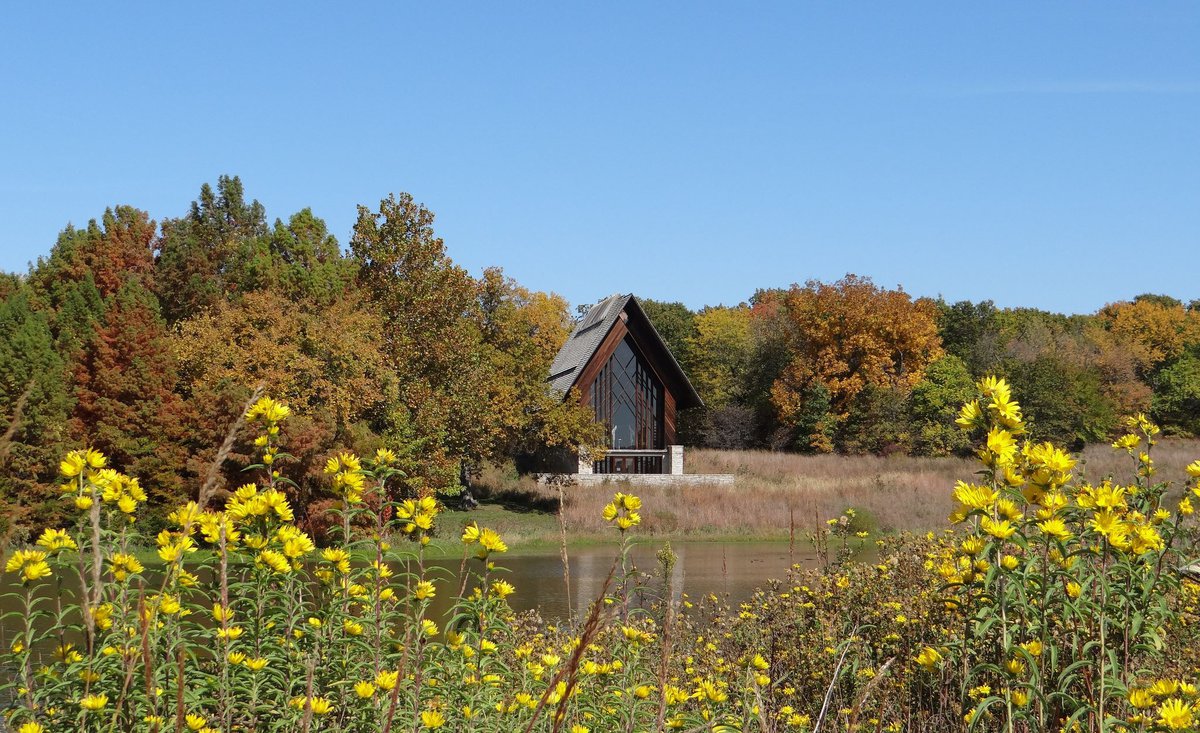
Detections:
[766, 275, 943, 449]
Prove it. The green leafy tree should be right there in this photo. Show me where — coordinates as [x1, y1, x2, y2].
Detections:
[1004, 356, 1117, 449]
[836, 384, 911, 455]
[908, 354, 974, 456]
[638, 299, 697, 377]
[154, 175, 269, 322]
[350, 193, 492, 494]
[937, 299, 997, 374]
[0, 287, 73, 535]
[1152, 352, 1200, 436]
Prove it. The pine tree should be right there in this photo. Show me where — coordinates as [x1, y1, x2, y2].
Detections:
[0, 287, 73, 535]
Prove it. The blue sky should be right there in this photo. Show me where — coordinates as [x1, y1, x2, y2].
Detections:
[2, 3, 1197, 313]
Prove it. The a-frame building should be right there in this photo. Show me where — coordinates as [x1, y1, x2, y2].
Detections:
[548, 294, 703, 475]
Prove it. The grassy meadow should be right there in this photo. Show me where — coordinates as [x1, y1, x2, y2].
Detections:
[465, 440, 1200, 545]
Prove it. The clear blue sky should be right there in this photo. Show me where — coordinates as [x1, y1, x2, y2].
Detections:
[2, 3, 1198, 313]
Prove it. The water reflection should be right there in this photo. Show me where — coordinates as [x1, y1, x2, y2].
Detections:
[454, 541, 821, 620]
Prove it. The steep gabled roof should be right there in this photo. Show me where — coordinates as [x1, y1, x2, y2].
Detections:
[548, 293, 703, 409]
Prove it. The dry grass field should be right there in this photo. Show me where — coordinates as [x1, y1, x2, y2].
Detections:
[471, 439, 1200, 541]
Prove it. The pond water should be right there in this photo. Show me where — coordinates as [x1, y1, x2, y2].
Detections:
[482, 541, 818, 619]
[0, 541, 826, 656]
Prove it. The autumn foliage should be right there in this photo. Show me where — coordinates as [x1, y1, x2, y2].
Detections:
[0, 178, 601, 539]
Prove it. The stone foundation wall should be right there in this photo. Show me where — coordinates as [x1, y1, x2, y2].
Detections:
[534, 473, 735, 486]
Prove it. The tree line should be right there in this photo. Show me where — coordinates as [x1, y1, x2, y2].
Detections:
[0, 176, 600, 538]
[643, 278, 1200, 455]
[2, 176, 1197, 537]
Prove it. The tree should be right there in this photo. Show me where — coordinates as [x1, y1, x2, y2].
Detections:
[909, 354, 975, 456]
[1098, 296, 1200, 376]
[937, 299, 997, 375]
[1152, 352, 1200, 436]
[0, 287, 73, 535]
[154, 176, 269, 323]
[686, 305, 754, 409]
[768, 275, 944, 431]
[70, 280, 190, 508]
[350, 193, 503, 494]
[474, 268, 603, 461]
[836, 384, 911, 455]
[1004, 356, 1116, 449]
[638, 299, 697, 378]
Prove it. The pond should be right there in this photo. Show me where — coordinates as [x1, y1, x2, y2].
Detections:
[483, 540, 819, 619]
[0, 541, 833, 656]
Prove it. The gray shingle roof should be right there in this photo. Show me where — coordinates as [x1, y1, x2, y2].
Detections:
[547, 293, 631, 396]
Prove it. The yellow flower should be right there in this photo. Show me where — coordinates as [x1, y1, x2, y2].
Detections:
[477, 528, 508, 556]
[109, 552, 144, 581]
[343, 620, 364, 636]
[376, 670, 399, 691]
[1157, 698, 1194, 729]
[18, 723, 46, 733]
[92, 603, 114, 630]
[492, 580, 515, 598]
[36, 528, 77, 552]
[60, 451, 88, 478]
[309, 697, 333, 715]
[952, 481, 997, 512]
[74, 495, 94, 511]
[354, 681, 376, 699]
[955, 399, 985, 430]
[185, 713, 207, 731]
[80, 693, 108, 711]
[421, 710, 446, 729]
[258, 549, 291, 575]
[414, 580, 436, 601]
[321, 547, 351, 574]
[1036, 518, 1071, 541]
[246, 396, 291, 423]
[1186, 459, 1200, 478]
[916, 647, 942, 670]
[980, 516, 1016, 540]
[158, 594, 181, 615]
[981, 427, 1018, 467]
[1066, 582, 1082, 599]
[1129, 688, 1156, 709]
[244, 657, 268, 671]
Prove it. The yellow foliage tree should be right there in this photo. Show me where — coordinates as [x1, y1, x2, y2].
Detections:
[171, 289, 397, 426]
[685, 305, 754, 409]
[1098, 296, 1200, 375]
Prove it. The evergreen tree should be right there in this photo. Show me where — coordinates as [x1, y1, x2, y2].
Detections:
[0, 287, 73, 535]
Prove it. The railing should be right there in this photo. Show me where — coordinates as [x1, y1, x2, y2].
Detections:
[594, 448, 667, 475]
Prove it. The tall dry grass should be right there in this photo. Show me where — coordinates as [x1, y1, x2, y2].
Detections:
[475, 439, 1200, 538]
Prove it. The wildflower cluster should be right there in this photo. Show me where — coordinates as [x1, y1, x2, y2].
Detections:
[930, 377, 1200, 730]
[5, 386, 1200, 732]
